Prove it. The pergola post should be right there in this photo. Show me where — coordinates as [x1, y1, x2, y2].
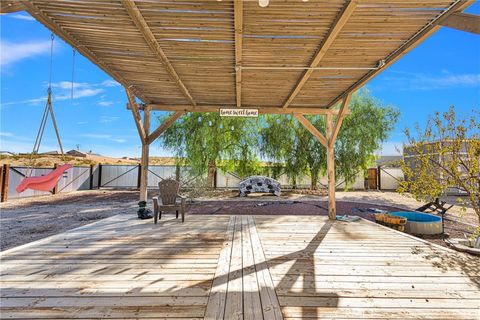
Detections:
[295, 93, 352, 220]
[326, 113, 336, 220]
[125, 87, 186, 203]
[139, 106, 150, 202]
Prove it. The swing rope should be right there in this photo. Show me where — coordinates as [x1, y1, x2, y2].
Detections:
[27, 34, 66, 177]
[71, 49, 76, 99]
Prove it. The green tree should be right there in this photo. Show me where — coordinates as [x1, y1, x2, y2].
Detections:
[398, 106, 480, 228]
[260, 90, 399, 189]
[260, 115, 309, 188]
[159, 112, 260, 188]
[336, 91, 399, 186]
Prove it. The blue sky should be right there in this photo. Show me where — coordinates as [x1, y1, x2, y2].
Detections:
[1, 4, 479, 157]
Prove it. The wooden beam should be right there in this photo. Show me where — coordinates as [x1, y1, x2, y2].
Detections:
[294, 114, 328, 148]
[440, 12, 480, 35]
[147, 111, 184, 145]
[1, 0, 24, 13]
[326, 114, 336, 220]
[139, 107, 150, 202]
[329, 93, 352, 148]
[234, 0, 243, 107]
[327, 0, 476, 108]
[125, 87, 146, 144]
[148, 104, 350, 116]
[282, 0, 357, 109]
[20, 1, 150, 104]
[122, 0, 196, 106]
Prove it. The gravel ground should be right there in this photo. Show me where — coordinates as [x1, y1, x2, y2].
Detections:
[1, 189, 477, 252]
[0, 190, 138, 251]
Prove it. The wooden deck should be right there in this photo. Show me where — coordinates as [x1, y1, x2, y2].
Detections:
[1, 214, 479, 319]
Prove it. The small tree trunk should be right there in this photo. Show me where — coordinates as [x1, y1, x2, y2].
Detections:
[291, 175, 297, 189]
[175, 163, 181, 181]
[311, 171, 318, 190]
[207, 162, 216, 189]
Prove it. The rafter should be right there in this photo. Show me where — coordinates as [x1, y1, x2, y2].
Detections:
[329, 92, 352, 148]
[147, 104, 350, 116]
[327, 0, 475, 108]
[440, 12, 480, 35]
[234, 0, 244, 107]
[122, 0, 196, 106]
[1, 0, 24, 13]
[125, 87, 146, 144]
[20, 1, 150, 104]
[282, 0, 358, 109]
[147, 111, 184, 145]
[294, 115, 328, 148]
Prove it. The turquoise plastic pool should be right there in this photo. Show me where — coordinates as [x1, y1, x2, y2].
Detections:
[389, 211, 442, 235]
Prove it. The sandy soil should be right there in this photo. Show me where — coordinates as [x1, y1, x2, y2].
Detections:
[0, 190, 138, 250]
[1, 189, 477, 252]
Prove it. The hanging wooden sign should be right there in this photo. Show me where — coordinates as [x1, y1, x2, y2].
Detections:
[219, 108, 259, 117]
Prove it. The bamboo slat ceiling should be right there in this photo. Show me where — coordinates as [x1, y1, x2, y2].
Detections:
[22, 0, 472, 112]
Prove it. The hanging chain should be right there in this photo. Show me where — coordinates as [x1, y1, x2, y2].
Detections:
[71, 49, 76, 99]
[48, 33, 54, 91]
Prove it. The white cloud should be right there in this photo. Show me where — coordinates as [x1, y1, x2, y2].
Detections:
[101, 79, 120, 87]
[98, 101, 113, 107]
[0, 132, 14, 137]
[99, 116, 119, 123]
[1, 81, 106, 107]
[0, 96, 47, 107]
[82, 134, 112, 139]
[9, 14, 35, 21]
[76, 121, 88, 125]
[383, 71, 480, 91]
[0, 40, 52, 66]
[1, 78, 120, 109]
[51, 81, 90, 90]
[57, 88, 104, 100]
[81, 133, 126, 144]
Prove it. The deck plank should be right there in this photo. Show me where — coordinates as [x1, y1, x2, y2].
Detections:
[223, 215, 244, 320]
[242, 215, 263, 320]
[254, 215, 480, 320]
[1, 214, 478, 319]
[204, 216, 236, 320]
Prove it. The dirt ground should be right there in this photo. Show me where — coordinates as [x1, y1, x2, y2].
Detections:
[0, 189, 477, 252]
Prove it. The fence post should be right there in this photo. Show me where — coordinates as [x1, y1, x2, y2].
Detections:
[0, 165, 4, 202]
[52, 164, 59, 194]
[89, 164, 95, 190]
[137, 164, 142, 189]
[377, 166, 382, 191]
[97, 164, 102, 189]
[1, 164, 10, 202]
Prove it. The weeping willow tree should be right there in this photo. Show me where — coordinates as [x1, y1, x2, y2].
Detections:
[336, 91, 400, 186]
[159, 112, 260, 188]
[260, 115, 324, 189]
[260, 90, 399, 189]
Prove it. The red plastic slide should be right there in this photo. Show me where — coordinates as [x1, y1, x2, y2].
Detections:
[16, 164, 72, 193]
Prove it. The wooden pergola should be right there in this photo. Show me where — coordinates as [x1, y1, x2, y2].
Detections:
[4, 0, 477, 219]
